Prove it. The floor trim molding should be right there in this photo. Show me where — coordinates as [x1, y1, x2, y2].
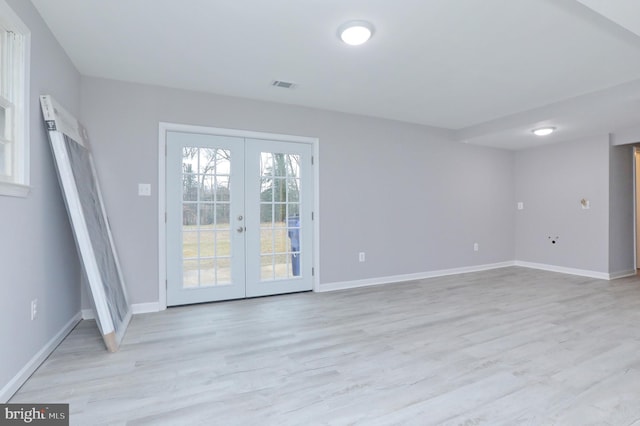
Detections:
[0, 312, 81, 403]
[318, 261, 635, 292]
[608, 269, 637, 280]
[513, 262, 636, 281]
[79, 265, 635, 313]
[513, 261, 610, 280]
[318, 261, 515, 292]
[82, 302, 161, 320]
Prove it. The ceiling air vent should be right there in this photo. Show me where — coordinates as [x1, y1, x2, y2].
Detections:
[272, 80, 296, 89]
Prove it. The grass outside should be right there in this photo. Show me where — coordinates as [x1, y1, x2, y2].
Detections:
[182, 222, 292, 260]
[182, 222, 298, 286]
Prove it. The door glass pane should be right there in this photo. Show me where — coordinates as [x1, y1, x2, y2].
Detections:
[216, 203, 230, 224]
[260, 255, 274, 282]
[287, 178, 300, 202]
[200, 258, 215, 286]
[216, 231, 231, 285]
[182, 146, 233, 288]
[197, 148, 217, 174]
[183, 260, 199, 288]
[0, 142, 6, 176]
[199, 204, 215, 225]
[217, 257, 231, 285]
[183, 229, 198, 256]
[260, 229, 275, 254]
[0, 106, 6, 139]
[200, 176, 215, 202]
[273, 204, 285, 223]
[217, 176, 230, 201]
[273, 179, 286, 202]
[259, 152, 302, 281]
[199, 231, 215, 257]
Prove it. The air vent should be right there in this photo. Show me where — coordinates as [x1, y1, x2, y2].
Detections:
[272, 80, 296, 89]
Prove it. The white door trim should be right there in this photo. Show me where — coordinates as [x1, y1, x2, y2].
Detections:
[158, 122, 320, 310]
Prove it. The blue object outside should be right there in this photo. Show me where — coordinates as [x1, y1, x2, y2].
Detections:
[287, 216, 300, 276]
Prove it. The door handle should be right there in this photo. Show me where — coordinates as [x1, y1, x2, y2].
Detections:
[236, 226, 244, 233]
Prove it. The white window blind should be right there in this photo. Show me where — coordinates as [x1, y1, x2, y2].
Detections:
[0, 0, 30, 197]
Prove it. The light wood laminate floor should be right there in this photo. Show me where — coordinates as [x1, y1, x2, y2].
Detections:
[11, 267, 640, 425]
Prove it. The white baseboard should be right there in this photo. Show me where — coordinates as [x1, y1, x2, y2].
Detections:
[82, 302, 161, 320]
[513, 261, 610, 280]
[608, 269, 637, 280]
[318, 261, 516, 292]
[131, 302, 162, 315]
[318, 260, 637, 292]
[0, 312, 81, 403]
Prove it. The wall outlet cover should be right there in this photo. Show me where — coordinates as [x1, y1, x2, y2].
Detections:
[138, 183, 151, 196]
[30, 299, 38, 320]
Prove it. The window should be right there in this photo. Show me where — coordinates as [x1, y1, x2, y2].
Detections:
[0, 0, 29, 197]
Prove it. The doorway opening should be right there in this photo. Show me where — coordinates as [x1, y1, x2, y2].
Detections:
[158, 123, 319, 308]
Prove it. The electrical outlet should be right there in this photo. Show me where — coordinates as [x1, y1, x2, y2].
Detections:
[138, 183, 151, 196]
[473, 243, 479, 252]
[517, 202, 524, 210]
[359, 252, 366, 262]
[30, 299, 38, 320]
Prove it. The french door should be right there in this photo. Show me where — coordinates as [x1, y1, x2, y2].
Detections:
[166, 131, 313, 306]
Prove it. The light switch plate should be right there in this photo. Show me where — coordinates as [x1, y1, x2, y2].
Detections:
[138, 183, 151, 196]
[517, 202, 524, 210]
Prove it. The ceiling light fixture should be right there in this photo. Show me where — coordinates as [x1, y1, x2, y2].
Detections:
[532, 127, 556, 136]
[338, 20, 374, 46]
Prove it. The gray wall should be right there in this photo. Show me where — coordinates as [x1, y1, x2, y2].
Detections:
[608, 143, 634, 275]
[514, 135, 610, 273]
[0, 0, 81, 399]
[80, 76, 516, 304]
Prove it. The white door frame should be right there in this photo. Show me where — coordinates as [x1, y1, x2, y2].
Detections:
[158, 122, 320, 310]
[634, 146, 639, 270]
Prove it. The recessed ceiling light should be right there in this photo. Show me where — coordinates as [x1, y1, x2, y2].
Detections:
[338, 21, 374, 46]
[532, 127, 556, 136]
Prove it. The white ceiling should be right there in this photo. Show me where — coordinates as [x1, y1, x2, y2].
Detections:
[31, 0, 640, 149]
